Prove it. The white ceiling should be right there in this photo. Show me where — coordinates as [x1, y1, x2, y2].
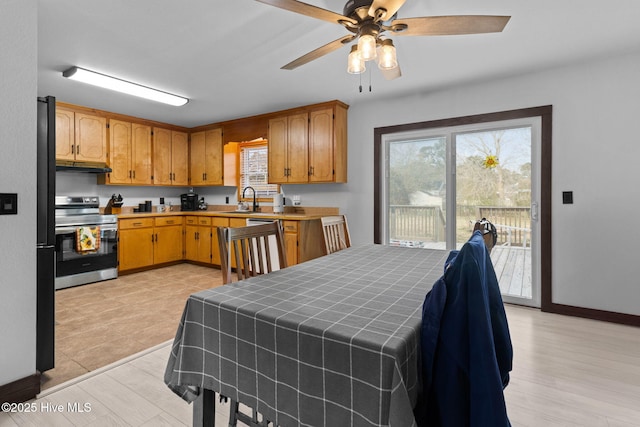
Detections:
[38, 0, 640, 128]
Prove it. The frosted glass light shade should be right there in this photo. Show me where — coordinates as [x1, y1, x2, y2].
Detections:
[377, 39, 398, 70]
[347, 45, 366, 74]
[357, 34, 377, 61]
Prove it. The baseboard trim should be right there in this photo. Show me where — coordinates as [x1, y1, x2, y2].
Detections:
[545, 303, 640, 327]
[0, 373, 41, 404]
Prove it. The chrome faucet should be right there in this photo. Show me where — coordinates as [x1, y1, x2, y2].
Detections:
[242, 186, 258, 212]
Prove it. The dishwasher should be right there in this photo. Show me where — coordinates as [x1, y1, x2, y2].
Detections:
[246, 218, 282, 272]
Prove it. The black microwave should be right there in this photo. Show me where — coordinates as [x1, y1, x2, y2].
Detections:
[180, 193, 198, 211]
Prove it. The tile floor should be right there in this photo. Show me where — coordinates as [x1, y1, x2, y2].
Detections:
[42, 263, 223, 390]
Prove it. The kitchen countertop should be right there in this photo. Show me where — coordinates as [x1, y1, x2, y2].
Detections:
[116, 210, 323, 220]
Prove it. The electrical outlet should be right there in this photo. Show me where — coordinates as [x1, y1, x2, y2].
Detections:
[0, 193, 17, 215]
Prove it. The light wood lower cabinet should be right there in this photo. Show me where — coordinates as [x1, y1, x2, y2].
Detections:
[282, 221, 299, 265]
[184, 216, 230, 266]
[118, 215, 324, 274]
[211, 218, 229, 266]
[119, 218, 155, 271]
[119, 216, 184, 272]
[154, 216, 184, 264]
[185, 216, 213, 264]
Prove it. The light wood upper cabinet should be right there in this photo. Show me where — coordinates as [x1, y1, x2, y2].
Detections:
[268, 116, 288, 183]
[308, 103, 348, 183]
[55, 108, 75, 161]
[153, 128, 189, 186]
[172, 131, 189, 186]
[268, 112, 309, 184]
[190, 128, 223, 186]
[108, 120, 131, 184]
[268, 101, 348, 184]
[55, 108, 107, 163]
[107, 120, 152, 185]
[131, 123, 153, 185]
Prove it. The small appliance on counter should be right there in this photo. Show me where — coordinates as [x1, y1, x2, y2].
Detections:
[273, 193, 284, 213]
[198, 197, 208, 210]
[181, 190, 199, 211]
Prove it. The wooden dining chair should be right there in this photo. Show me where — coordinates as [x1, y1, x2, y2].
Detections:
[217, 221, 287, 427]
[321, 215, 352, 255]
[217, 221, 288, 284]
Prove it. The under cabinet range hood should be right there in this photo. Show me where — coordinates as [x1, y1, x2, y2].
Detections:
[55, 160, 112, 173]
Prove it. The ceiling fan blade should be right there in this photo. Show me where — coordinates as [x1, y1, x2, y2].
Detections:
[391, 15, 511, 36]
[368, 0, 407, 21]
[256, 0, 357, 25]
[381, 65, 402, 80]
[282, 35, 355, 70]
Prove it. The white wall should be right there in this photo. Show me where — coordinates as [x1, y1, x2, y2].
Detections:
[342, 51, 640, 317]
[55, 50, 640, 320]
[0, 0, 37, 385]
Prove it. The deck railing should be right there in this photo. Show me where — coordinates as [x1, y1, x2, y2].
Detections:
[389, 205, 446, 243]
[476, 206, 531, 247]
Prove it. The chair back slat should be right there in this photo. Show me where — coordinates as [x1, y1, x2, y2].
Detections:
[217, 222, 288, 284]
[321, 215, 351, 255]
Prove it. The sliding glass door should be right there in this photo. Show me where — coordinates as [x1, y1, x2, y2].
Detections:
[381, 118, 540, 307]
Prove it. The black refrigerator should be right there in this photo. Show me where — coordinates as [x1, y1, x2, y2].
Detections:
[36, 96, 55, 372]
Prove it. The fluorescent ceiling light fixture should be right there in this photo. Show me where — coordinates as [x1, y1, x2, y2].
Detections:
[62, 67, 188, 106]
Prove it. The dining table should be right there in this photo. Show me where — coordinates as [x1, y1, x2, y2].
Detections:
[164, 244, 450, 427]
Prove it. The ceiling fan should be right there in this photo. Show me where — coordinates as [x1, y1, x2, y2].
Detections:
[256, 0, 511, 80]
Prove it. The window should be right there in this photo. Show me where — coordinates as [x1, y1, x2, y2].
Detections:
[239, 140, 279, 199]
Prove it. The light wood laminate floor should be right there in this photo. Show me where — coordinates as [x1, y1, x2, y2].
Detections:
[42, 263, 223, 390]
[4, 303, 637, 426]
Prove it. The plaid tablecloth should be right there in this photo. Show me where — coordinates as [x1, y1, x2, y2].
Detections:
[165, 244, 449, 427]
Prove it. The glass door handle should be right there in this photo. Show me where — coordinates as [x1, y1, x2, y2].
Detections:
[531, 202, 539, 221]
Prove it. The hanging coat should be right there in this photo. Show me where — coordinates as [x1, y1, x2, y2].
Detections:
[417, 230, 513, 427]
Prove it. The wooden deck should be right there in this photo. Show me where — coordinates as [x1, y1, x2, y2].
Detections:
[410, 241, 532, 300]
[490, 244, 532, 299]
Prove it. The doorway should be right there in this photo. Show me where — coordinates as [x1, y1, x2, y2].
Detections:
[374, 108, 551, 308]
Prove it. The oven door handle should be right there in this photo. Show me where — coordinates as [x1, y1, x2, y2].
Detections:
[55, 224, 118, 234]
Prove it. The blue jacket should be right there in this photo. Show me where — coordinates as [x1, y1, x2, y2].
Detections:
[416, 231, 513, 426]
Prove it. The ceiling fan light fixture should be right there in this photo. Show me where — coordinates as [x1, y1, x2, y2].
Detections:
[357, 34, 377, 61]
[62, 66, 189, 106]
[347, 45, 366, 74]
[377, 38, 398, 70]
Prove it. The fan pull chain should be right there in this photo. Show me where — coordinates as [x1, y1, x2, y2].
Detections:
[359, 72, 362, 93]
[369, 67, 372, 92]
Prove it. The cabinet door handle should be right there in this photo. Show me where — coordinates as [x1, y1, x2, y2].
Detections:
[151, 234, 155, 242]
[155, 233, 158, 243]
[129, 170, 132, 179]
[133, 222, 143, 226]
[71, 145, 75, 155]
[76, 145, 80, 155]
[309, 166, 314, 176]
[132, 170, 136, 179]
